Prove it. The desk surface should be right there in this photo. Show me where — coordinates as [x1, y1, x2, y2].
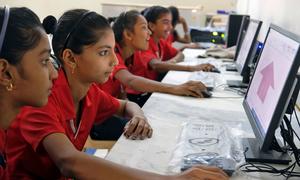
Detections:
[106, 49, 299, 180]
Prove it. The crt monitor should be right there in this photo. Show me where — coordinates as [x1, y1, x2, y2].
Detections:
[242, 24, 300, 164]
[227, 19, 262, 88]
[226, 14, 249, 48]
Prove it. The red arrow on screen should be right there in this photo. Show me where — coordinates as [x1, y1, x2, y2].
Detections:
[257, 62, 274, 103]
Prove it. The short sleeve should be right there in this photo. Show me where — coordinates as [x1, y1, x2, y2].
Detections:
[161, 39, 178, 60]
[94, 89, 120, 123]
[112, 54, 128, 76]
[18, 104, 65, 152]
[135, 50, 157, 70]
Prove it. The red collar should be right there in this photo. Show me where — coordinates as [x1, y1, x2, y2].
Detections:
[53, 69, 92, 120]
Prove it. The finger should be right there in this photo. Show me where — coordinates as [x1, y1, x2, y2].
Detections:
[187, 89, 202, 98]
[192, 165, 228, 178]
[200, 168, 228, 180]
[188, 167, 229, 180]
[124, 119, 138, 137]
[131, 118, 146, 138]
[188, 85, 202, 94]
[123, 122, 131, 138]
[140, 123, 151, 139]
[147, 127, 153, 138]
[194, 83, 207, 91]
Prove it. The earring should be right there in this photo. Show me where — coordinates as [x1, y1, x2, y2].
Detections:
[71, 64, 76, 74]
[6, 82, 13, 91]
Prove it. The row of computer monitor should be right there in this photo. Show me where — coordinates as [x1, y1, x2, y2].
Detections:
[224, 14, 300, 164]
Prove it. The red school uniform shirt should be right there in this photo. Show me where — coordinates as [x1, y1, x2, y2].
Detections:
[6, 69, 120, 179]
[98, 44, 128, 97]
[166, 33, 175, 45]
[126, 37, 178, 94]
[0, 129, 7, 180]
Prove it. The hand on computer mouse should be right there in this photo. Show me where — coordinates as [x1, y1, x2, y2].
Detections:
[190, 63, 215, 72]
[201, 89, 212, 98]
[171, 80, 206, 98]
[174, 165, 229, 180]
[197, 54, 208, 58]
[210, 67, 221, 73]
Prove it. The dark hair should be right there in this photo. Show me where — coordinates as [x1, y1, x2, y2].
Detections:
[44, 9, 111, 63]
[0, 7, 44, 65]
[42, 15, 57, 34]
[107, 17, 117, 24]
[142, 6, 170, 24]
[168, 6, 179, 27]
[113, 10, 141, 43]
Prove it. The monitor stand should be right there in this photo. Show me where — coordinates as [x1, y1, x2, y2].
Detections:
[242, 138, 291, 164]
[227, 68, 250, 88]
[226, 64, 238, 71]
[227, 80, 248, 88]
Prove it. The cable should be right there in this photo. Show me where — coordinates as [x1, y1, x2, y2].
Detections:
[239, 107, 300, 179]
[215, 84, 227, 89]
[239, 161, 300, 178]
[224, 87, 247, 96]
[212, 96, 243, 99]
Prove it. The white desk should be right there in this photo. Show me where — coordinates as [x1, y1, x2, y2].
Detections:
[106, 49, 299, 180]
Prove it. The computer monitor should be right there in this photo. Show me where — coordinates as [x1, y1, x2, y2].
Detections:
[225, 16, 250, 71]
[226, 14, 250, 48]
[227, 19, 262, 88]
[234, 16, 250, 61]
[242, 24, 300, 164]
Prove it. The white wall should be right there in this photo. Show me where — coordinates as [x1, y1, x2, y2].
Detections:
[236, 0, 300, 41]
[0, 0, 236, 20]
[0, 0, 101, 19]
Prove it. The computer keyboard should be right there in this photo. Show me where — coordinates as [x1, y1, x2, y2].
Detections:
[181, 155, 236, 176]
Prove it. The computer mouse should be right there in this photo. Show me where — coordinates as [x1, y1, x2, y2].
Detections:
[197, 54, 207, 58]
[210, 67, 221, 73]
[206, 86, 214, 91]
[201, 90, 212, 98]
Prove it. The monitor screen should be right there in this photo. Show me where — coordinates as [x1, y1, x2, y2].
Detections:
[236, 19, 262, 76]
[234, 16, 250, 61]
[226, 14, 249, 48]
[243, 24, 300, 152]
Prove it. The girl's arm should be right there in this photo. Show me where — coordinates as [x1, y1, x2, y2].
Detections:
[43, 133, 229, 179]
[115, 69, 205, 97]
[115, 100, 152, 140]
[149, 59, 215, 73]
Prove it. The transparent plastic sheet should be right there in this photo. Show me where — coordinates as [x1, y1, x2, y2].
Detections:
[189, 71, 217, 89]
[167, 120, 246, 176]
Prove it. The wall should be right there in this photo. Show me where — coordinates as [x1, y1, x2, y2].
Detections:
[0, 0, 236, 20]
[236, 0, 300, 41]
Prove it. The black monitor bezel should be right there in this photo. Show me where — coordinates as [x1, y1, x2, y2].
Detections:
[226, 14, 248, 48]
[243, 24, 300, 152]
[236, 19, 262, 77]
[234, 15, 250, 61]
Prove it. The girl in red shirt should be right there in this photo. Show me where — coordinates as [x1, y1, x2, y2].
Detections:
[0, 6, 58, 179]
[99, 10, 207, 105]
[93, 10, 207, 140]
[128, 6, 215, 104]
[167, 6, 200, 51]
[6, 9, 152, 179]
[130, 6, 215, 89]
[6, 9, 228, 180]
